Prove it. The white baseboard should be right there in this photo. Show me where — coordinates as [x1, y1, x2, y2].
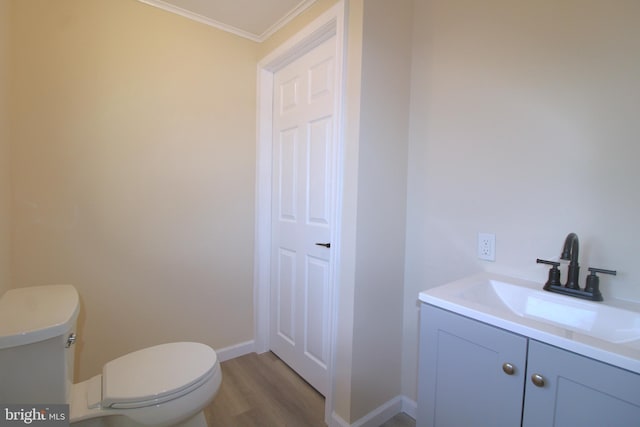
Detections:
[214, 340, 254, 362]
[329, 412, 350, 427]
[330, 395, 416, 427]
[401, 396, 417, 420]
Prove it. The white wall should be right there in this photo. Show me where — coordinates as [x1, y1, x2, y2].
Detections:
[9, 0, 258, 380]
[403, 0, 640, 401]
[0, 0, 10, 296]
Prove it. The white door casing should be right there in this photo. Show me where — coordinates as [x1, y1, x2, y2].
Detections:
[254, 2, 345, 423]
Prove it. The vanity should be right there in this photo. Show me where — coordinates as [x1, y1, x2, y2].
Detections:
[417, 273, 640, 427]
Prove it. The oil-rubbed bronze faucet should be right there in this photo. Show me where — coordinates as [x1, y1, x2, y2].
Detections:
[536, 233, 616, 302]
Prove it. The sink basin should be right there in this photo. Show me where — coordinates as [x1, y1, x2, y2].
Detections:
[458, 279, 640, 344]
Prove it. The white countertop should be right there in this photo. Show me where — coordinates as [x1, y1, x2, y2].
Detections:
[419, 272, 640, 375]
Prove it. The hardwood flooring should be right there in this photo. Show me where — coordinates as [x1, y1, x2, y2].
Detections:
[204, 352, 415, 427]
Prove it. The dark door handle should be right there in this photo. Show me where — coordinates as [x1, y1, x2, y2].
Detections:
[315, 243, 331, 248]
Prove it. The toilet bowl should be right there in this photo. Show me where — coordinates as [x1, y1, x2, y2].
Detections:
[0, 285, 222, 427]
[70, 342, 222, 427]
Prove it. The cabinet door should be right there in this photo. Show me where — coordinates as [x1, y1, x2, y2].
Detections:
[523, 340, 640, 427]
[417, 304, 527, 427]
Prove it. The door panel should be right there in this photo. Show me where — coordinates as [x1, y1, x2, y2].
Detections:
[277, 128, 298, 221]
[270, 35, 337, 396]
[307, 117, 332, 225]
[275, 248, 296, 345]
[305, 254, 329, 366]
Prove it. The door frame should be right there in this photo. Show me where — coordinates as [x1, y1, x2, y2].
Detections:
[254, 1, 346, 423]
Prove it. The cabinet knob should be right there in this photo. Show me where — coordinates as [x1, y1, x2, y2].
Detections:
[502, 362, 515, 375]
[531, 373, 545, 387]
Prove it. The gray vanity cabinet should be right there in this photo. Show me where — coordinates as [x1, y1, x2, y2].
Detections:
[523, 340, 640, 427]
[418, 303, 640, 427]
[417, 304, 527, 427]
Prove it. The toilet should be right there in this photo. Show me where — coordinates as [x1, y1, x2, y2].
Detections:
[0, 285, 222, 427]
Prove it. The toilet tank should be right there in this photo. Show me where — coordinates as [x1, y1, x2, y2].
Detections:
[0, 285, 80, 404]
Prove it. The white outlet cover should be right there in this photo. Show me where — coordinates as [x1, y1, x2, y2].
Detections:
[478, 233, 496, 261]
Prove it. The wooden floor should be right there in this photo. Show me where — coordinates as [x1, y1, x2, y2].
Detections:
[204, 352, 415, 427]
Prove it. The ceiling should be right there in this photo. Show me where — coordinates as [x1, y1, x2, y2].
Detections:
[137, 0, 318, 42]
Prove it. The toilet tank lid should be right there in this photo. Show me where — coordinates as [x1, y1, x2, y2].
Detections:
[0, 285, 80, 349]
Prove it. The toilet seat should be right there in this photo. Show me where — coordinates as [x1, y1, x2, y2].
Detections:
[100, 342, 218, 409]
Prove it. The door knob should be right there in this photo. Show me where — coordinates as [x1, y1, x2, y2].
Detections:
[315, 243, 331, 248]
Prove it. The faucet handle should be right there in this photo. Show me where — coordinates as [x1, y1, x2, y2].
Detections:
[537, 258, 562, 288]
[536, 258, 560, 267]
[584, 267, 617, 301]
[587, 267, 617, 276]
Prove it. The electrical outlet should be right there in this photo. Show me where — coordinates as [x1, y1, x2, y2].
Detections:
[478, 233, 495, 261]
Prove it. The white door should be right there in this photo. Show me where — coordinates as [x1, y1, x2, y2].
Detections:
[270, 35, 337, 396]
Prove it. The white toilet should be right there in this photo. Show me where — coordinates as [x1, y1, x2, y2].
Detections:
[0, 285, 222, 427]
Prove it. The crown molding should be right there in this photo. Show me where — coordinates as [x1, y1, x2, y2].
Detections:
[258, 0, 317, 41]
[137, 0, 317, 43]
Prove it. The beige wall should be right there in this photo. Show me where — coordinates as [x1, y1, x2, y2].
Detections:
[349, 0, 412, 421]
[333, 1, 363, 420]
[0, 0, 10, 296]
[403, 0, 640, 401]
[9, 0, 259, 380]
